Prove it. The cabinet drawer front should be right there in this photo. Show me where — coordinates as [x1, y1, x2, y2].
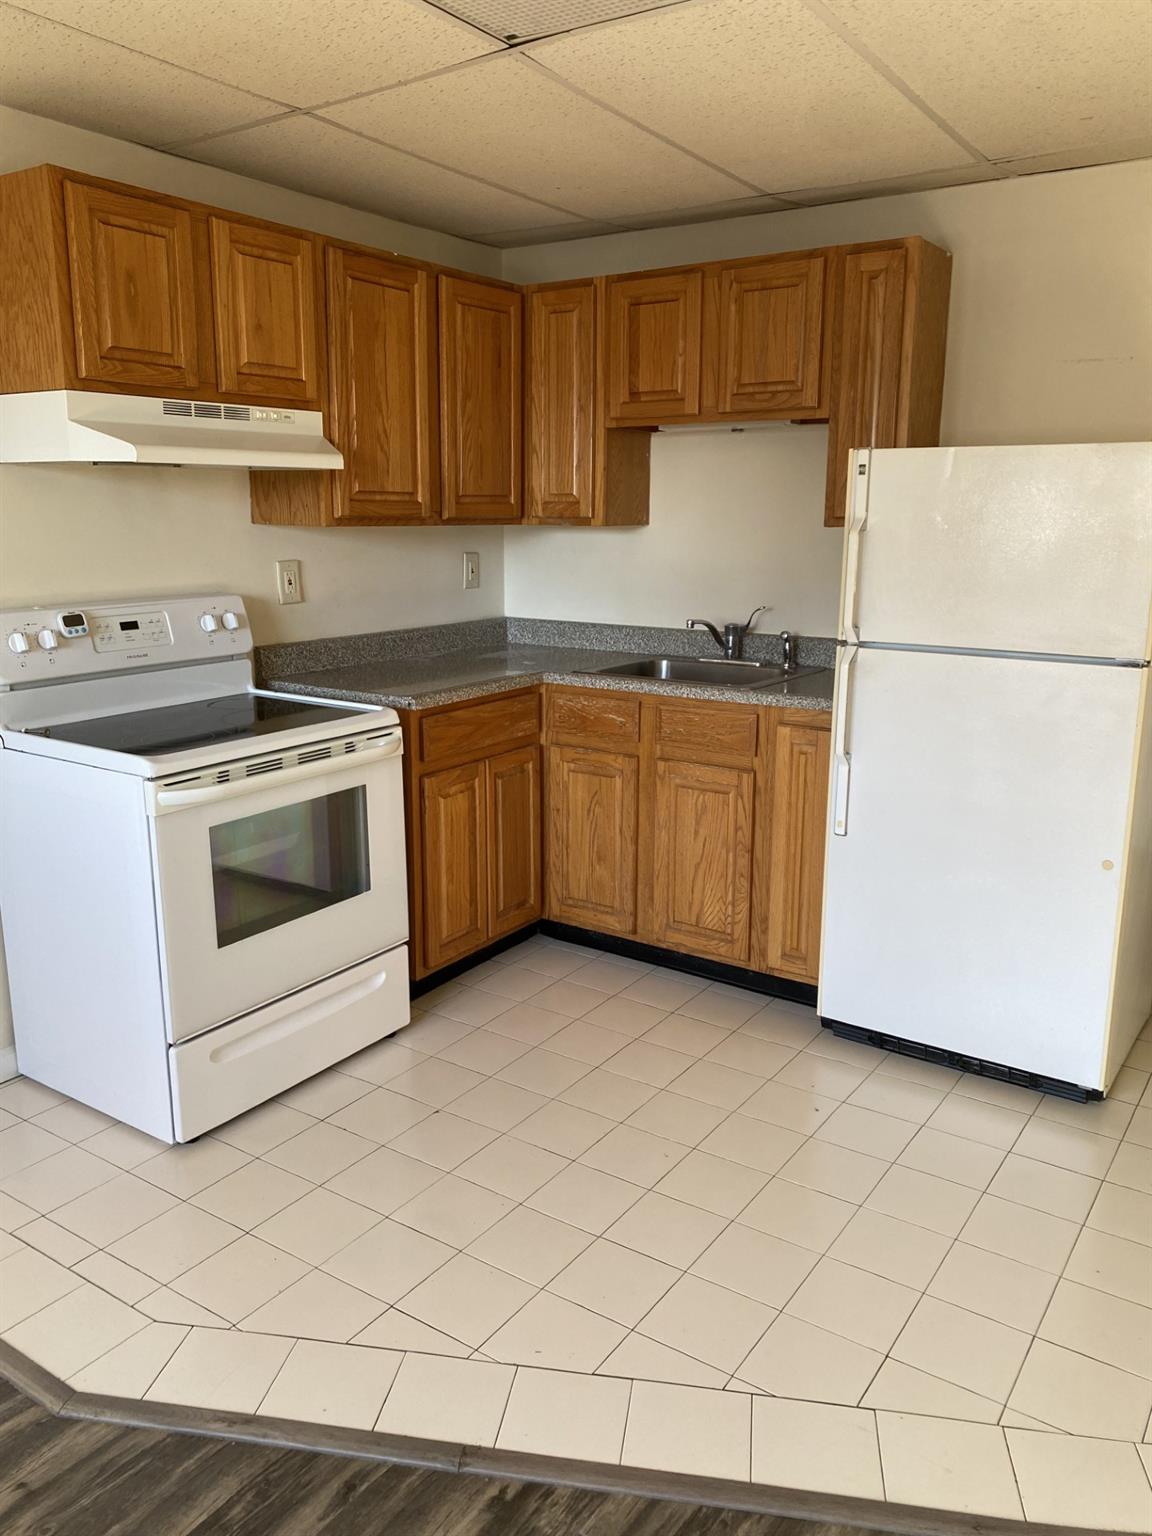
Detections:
[210, 219, 320, 404]
[419, 692, 539, 766]
[652, 701, 758, 763]
[64, 180, 200, 389]
[548, 689, 641, 745]
[648, 759, 754, 963]
[718, 255, 826, 415]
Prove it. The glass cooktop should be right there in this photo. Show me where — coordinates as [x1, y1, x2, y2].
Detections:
[25, 693, 366, 757]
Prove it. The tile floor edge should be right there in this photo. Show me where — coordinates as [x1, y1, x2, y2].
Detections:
[0, 1338, 1126, 1536]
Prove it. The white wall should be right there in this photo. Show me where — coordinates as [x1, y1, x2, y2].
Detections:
[504, 160, 1152, 631]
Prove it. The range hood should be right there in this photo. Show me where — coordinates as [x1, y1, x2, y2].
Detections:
[0, 391, 344, 469]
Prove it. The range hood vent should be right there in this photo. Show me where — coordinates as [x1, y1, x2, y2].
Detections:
[0, 391, 344, 469]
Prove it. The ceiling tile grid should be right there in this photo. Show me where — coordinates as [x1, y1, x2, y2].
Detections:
[434, 0, 688, 43]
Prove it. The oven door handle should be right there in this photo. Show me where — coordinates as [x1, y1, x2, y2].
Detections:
[150, 734, 402, 813]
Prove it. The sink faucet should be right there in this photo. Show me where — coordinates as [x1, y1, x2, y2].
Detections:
[687, 605, 767, 661]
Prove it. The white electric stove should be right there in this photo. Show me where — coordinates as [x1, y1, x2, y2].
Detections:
[0, 594, 410, 1142]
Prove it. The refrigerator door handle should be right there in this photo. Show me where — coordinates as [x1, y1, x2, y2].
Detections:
[842, 457, 869, 642]
[831, 643, 859, 837]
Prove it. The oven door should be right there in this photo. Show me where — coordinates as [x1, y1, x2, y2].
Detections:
[148, 727, 408, 1042]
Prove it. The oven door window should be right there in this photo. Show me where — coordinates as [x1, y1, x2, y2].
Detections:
[209, 786, 370, 948]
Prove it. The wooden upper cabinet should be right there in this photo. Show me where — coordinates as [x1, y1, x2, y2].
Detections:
[647, 759, 755, 963]
[606, 270, 701, 422]
[547, 746, 639, 936]
[764, 716, 832, 983]
[715, 255, 826, 415]
[326, 245, 437, 524]
[526, 283, 594, 523]
[210, 219, 321, 405]
[64, 180, 200, 390]
[420, 760, 488, 971]
[439, 275, 522, 522]
[487, 746, 542, 938]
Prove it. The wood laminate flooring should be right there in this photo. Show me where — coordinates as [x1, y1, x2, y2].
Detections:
[0, 1374, 887, 1536]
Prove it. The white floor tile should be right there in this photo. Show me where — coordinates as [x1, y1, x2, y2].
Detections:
[497, 1048, 591, 1097]
[875, 1055, 962, 1091]
[828, 1207, 950, 1289]
[278, 1069, 374, 1119]
[425, 986, 512, 1028]
[69, 1322, 188, 1398]
[252, 1188, 381, 1265]
[951, 1075, 1040, 1113]
[6, 1281, 148, 1379]
[697, 1116, 805, 1177]
[147, 1327, 294, 1412]
[12, 1216, 93, 1266]
[326, 1087, 433, 1144]
[620, 973, 709, 1012]
[580, 1124, 687, 1187]
[169, 1234, 310, 1323]
[470, 964, 553, 1002]
[738, 1177, 855, 1253]
[742, 1006, 821, 1052]
[134, 1288, 230, 1328]
[74, 1251, 156, 1304]
[0, 1246, 83, 1328]
[690, 1223, 816, 1310]
[0, 1192, 37, 1231]
[1038, 1277, 1152, 1378]
[30, 1100, 117, 1143]
[392, 1173, 514, 1247]
[1109, 1142, 1152, 1196]
[455, 1135, 568, 1200]
[597, 1332, 727, 1388]
[1064, 1225, 1152, 1306]
[568, 956, 650, 993]
[637, 1273, 775, 1373]
[135, 1139, 251, 1199]
[622, 1380, 752, 1480]
[375, 1353, 514, 1445]
[583, 996, 673, 1039]
[865, 1165, 980, 1237]
[890, 1296, 1033, 1403]
[395, 1013, 475, 1053]
[676, 990, 763, 1030]
[1014, 1117, 1120, 1178]
[466, 1206, 592, 1286]
[669, 1060, 763, 1111]
[987, 1152, 1101, 1221]
[773, 1052, 871, 1102]
[387, 1112, 498, 1172]
[813, 1103, 917, 1162]
[398, 1253, 533, 1346]
[1036, 1092, 1136, 1141]
[383, 1057, 484, 1108]
[484, 1001, 571, 1047]
[240, 1269, 387, 1342]
[603, 1041, 695, 1090]
[438, 1030, 532, 1076]
[546, 1019, 632, 1067]
[256, 1339, 402, 1429]
[604, 1190, 727, 1269]
[323, 1146, 443, 1216]
[1008, 1429, 1152, 1531]
[861, 1359, 1001, 1423]
[448, 1078, 547, 1134]
[877, 1413, 1022, 1518]
[560, 1069, 657, 1121]
[624, 1091, 728, 1147]
[262, 1123, 376, 1184]
[497, 1365, 631, 1462]
[1, 1145, 120, 1214]
[191, 1161, 313, 1228]
[1087, 1182, 1152, 1247]
[752, 1398, 883, 1499]
[352, 1310, 470, 1355]
[526, 1162, 644, 1234]
[777, 1139, 888, 1204]
[323, 1216, 453, 1302]
[897, 1127, 1005, 1191]
[212, 1102, 316, 1157]
[549, 1238, 678, 1327]
[959, 1192, 1081, 1273]
[52, 1172, 177, 1247]
[786, 1256, 919, 1353]
[927, 1242, 1056, 1332]
[108, 1204, 242, 1284]
[482, 1291, 626, 1371]
[652, 1149, 768, 1218]
[925, 1094, 1029, 1151]
[704, 1033, 797, 1080]
[528, 980, 607, 1019]
[642, 1014, 729, 1059]
[846, 1073, 947, 1125]
[514, 1100, 616, 1158]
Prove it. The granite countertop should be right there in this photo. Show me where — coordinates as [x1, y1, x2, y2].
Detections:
[263, 644, 836, 711]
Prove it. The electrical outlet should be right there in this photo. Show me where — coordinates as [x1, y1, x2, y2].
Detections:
[276, 559, 302, 604]
[463, 551, 480, 591]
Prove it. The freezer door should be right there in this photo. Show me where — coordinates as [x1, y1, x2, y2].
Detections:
[819, 647, 1143, 1089]
[847, 444, 1152, 659]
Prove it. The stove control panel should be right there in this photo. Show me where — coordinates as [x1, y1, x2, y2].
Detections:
[0, 595, 250, 685]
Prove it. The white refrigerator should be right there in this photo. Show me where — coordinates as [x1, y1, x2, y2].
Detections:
[818, 443, 1152, 1095]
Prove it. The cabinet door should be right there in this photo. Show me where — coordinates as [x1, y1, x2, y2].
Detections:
[717, 255, 825, 415]
[420, 761, 488, 971]
[439, 276, 522, 522]
[64, 180, 200, 389]
[606, 271, 701, 422]
[765, 719, 831, 982]
[825, 247, 906, 527]
[547, 747, 638, 935]
[327, 246, 437, 523]
[487, 746, 542, 938]
[526, 283, 594, 522]
[648, 759, 755, 963]
[210, 219, 321, 404]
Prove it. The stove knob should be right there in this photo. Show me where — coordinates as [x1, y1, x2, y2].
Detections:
[35, 628, 58, 651]
[6, 631, 29, 655]
[199, 613, 219, 634]
[221, 610, 241, 631]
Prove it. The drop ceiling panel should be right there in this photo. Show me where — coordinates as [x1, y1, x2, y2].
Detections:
[820, 0, 1152, 160]
[434, 0, 684, 42]
[0, 6, 282, 143]
[176, 113, 575, 235]
[322, 52, 752, 218]
[16, 0, 500, 108]
[526, 0, 973, 191]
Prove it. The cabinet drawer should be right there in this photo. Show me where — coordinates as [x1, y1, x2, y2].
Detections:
[419, 691, 539, 765]
[548, 688, 641, 744]
[652, 701, 759, 763]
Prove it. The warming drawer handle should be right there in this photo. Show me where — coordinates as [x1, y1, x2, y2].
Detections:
[831, 644, 858, 838]
[207, 967, 390, 1064]
[152, 733, 402, 812]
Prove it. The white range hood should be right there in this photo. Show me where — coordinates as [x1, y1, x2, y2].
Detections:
[0, 391, 344, 469]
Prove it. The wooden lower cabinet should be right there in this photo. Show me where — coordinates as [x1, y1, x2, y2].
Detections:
[546, 746, 639, 935]
[419, 760, 488, 972]
[488, 746, 542, 939]
[760, 713, 833, 983]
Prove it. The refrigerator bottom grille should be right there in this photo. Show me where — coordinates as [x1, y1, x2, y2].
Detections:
[820, 1018, 1101, 1103]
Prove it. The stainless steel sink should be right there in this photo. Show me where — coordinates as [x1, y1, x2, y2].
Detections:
[593, 656, 821, 688]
